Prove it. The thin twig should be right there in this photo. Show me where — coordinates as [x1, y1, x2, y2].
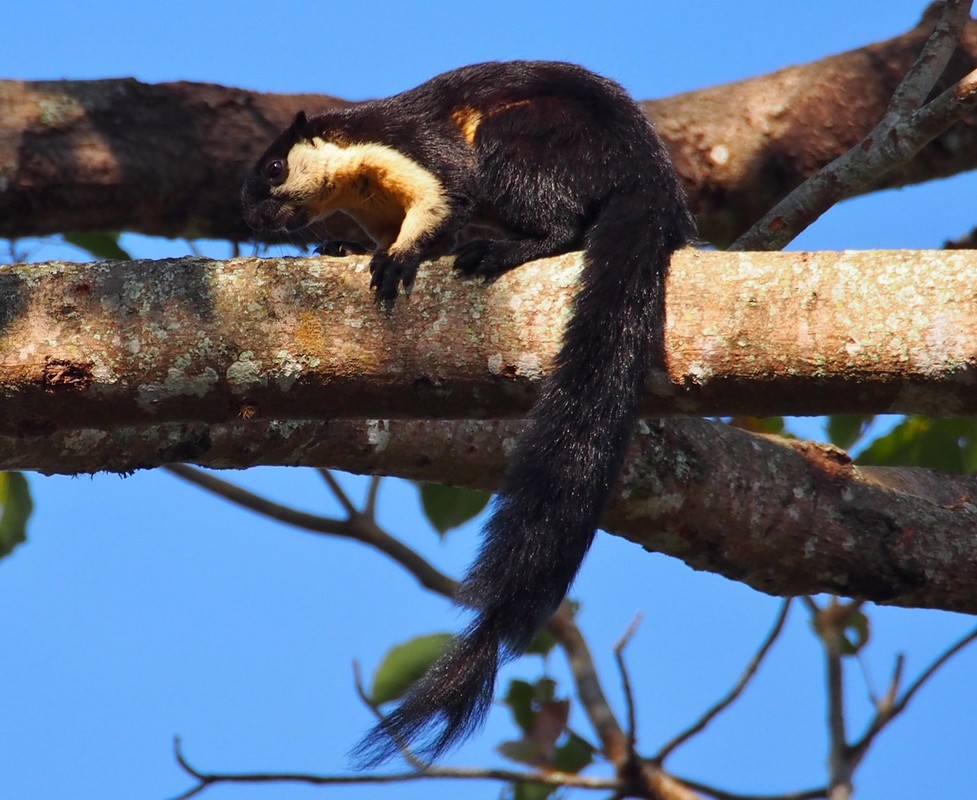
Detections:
[318, 468, 358, 516]
[671, 771, 827, 800]
[807, 598, 865, 800]
[168, 736, 620, 797]
[732, 0, 976, 251]
[351, 661, 430, 770]
[613, 613, 644, 752]
[547, 604, 630, 764]
[364, 475, 383, 518]
[655, 599, 792, 762]
[849, 624, 977, 762]
[824, 629, 849, 799]
[163, 464, 456, 596]
[351, 660, 384, 723]
[880, 654, 905, 713]
[887, 0, 972, 115]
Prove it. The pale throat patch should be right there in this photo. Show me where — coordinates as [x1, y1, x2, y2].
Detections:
[275, 137, 451, 252]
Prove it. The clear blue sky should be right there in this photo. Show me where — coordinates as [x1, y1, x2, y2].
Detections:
[2, 3, 976, 800]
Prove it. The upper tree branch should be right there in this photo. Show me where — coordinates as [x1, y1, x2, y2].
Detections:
[733, 0, 977, 251]
[2, 7, 977, 247]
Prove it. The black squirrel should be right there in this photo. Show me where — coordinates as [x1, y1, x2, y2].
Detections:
[242, 60, 694, 763]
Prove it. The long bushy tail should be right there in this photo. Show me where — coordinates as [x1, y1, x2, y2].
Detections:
[354, 183, 692, 766]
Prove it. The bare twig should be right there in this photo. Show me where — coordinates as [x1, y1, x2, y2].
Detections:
[849, 624, 977, 762]
[169, 736, 619, 798]
[732, 0, 977, 251]
[613, 614, 645, 752]
[318, 468, 358, 516]
[163, 464, 456, 596]
[547, 605, 629, 764]
[824, 619, 850, 800]
[880, 654, 905, 713]
[364, 475, 383, 518]
[670, 773, 827, 800]
[655, 600, 792, 763]
[807, 601, 977, 800]
[801, 597, 821, 616]
[887, 0, 972, 114]
[805, 598, 863, 800]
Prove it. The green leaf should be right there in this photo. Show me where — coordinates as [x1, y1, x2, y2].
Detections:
[826, 414, 873, 450]
[0, 472, 32, 558]
[418, 483, 490, 536]
[504, 679, 537, 734]
[525, 627, 558, 657]
[553, 731, 595, 774]
[63, 231, 132, 261]
[857, 416, 977, 473]
[369, 633, 452, 704]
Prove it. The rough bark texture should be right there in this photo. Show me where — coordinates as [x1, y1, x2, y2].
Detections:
[3, 248, 977, 614]
[658, 3, 977, 244]
[1, 7, 976, 247]
[5, 416, 975, 614]
[2, 249, 976, 439]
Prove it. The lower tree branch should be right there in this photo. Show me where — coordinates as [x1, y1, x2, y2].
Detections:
[9, 414, 975, 613]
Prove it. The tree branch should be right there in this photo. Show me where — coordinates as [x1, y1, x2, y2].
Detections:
[163, 463, 456, 596]
[9, 414, 975, 613]
[733, 0, 977, 251]
[3, 250, 977, 611]
[3, 249, 977, 440]
[3, 8, 977, 246]
[170, 736, 619, 798]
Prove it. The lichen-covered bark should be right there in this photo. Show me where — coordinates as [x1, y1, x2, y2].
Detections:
[1, 8, 976, 246]
[3, 245, 976, 612]
[1, 249, 976, 438]
[5, 415, 976, 614]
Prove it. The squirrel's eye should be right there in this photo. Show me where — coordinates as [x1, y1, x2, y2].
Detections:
[266, 159, 286, 185]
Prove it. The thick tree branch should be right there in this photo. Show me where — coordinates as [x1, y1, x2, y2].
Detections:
[2, 7, 977, 246]
[2, 249, 977, 439]
[5, 413, 977, 614]
[3, 251, 977, 611]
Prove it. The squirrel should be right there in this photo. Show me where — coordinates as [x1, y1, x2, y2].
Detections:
[241, 60, 694, 763]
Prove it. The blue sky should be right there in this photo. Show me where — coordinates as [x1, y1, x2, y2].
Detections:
[2, 3, 976, 800]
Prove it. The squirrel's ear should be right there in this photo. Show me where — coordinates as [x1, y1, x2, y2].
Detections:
[291, 110, 315, 140]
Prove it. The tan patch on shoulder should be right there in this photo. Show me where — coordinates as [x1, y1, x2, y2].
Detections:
[452, 107, 483, 145]
[452, 99, 534, 145]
